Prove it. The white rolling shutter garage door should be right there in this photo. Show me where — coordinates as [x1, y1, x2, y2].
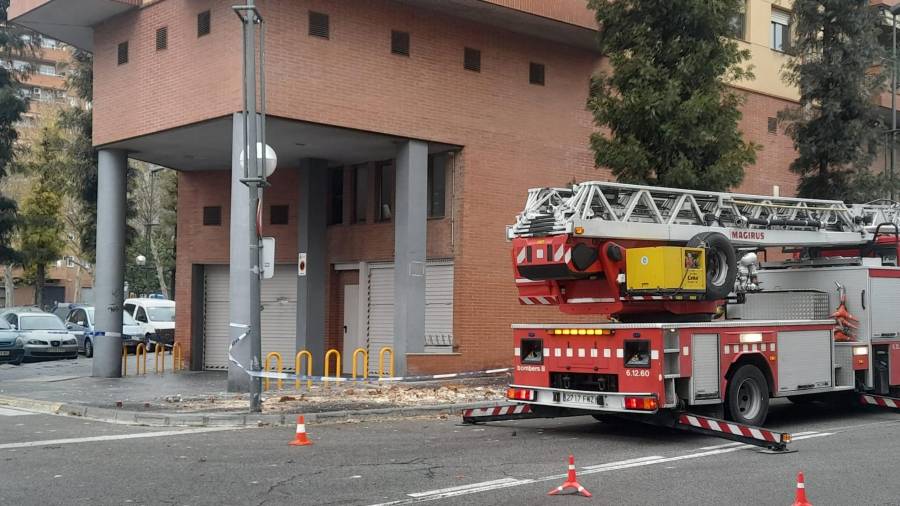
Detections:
[203, 265, 297, 370]
[366, 261, 454, 374]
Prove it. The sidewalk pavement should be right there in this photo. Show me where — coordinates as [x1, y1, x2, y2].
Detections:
[0, 356, 508, 427]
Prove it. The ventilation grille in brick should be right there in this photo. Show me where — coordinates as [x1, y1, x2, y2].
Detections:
[117, 41, 128, 65]
[529, 62, 545, 85]
[156, 27, 168, 50]
[464, 47, 481, 72]
[391, 30, 410, 56]
[309, 11, 329, 39]
[198, 10, 211, 37]
[768, 117, 777, 134]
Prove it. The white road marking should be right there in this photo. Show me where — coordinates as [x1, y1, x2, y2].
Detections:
[370, 432, 838, 505]
[0, 427, 237, 450]
[0, 407, 34, 417]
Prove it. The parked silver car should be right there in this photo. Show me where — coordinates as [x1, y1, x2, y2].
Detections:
[63, 305, 146, 357]
[0, 308, 78, 360]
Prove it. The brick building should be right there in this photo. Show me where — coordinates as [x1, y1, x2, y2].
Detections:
[10, 0, 814, 380]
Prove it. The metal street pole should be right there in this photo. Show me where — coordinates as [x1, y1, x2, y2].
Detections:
[235, 1, 264, 412]
[892, 11, 897, 201]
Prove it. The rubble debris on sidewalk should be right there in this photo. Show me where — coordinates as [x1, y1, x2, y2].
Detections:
[141, 376, 508, 414]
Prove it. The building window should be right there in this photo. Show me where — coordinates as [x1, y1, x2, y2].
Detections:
[529, 62, 545, 86]
[38, 64, 56, 76]
[376, 163, 394, 222]
[328, 168, 343, 225]
[767, 117, 777, 134]
[40, 37, 58, 49]
[270, 205, 289, 225]
[353, 165, 368, 223]
[391, 30, 410, 57]
[771, 9, 791, 53]
[464, 47, 481, 72]
[117, 41, 128, 65]
[198, 10, 211, 37]
[427, 155, 446, 218]
[156, 26, 168, 50]
[202, 206, 221, 226]
[730, 1, 747, 40]
[309, 11, 330, 39]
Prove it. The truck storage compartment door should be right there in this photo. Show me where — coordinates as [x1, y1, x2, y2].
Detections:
[691, 333, 720, 403]
[776, 330, 833, 393]
[870, 277, 900, 338]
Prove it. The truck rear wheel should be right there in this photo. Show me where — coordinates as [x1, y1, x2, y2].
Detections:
[726, 364, 769, 426]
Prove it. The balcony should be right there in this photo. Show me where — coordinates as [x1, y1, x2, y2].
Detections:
[9, 0, 140, 51]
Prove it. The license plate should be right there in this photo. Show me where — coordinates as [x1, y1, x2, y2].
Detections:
[50, 347, 63, 353]
[561, 392, 603, 406]
[0, 351, 9, 356]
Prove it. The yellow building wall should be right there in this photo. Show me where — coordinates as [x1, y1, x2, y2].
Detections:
[733, 0, 799, 102]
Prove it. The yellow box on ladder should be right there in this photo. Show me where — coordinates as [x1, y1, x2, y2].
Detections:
[625, 246, 706, 293]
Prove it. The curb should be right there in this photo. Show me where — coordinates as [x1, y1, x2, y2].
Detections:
[0, 395, 504, 428]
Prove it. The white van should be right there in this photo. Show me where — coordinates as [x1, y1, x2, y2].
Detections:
[123, 298, 176, 349]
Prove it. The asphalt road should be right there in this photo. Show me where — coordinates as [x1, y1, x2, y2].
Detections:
[1, 399, 899, 506]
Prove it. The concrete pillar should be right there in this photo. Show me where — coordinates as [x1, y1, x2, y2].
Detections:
[92, 149, 127, 378]
[228, 112, 251, 392]
[297, 158, 328, 374]
[394, 140, 428, 377]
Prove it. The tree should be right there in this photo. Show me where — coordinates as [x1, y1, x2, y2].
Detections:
[0, 1, 35, 306]
[780, 1, 886, 201]
[126, 162, 176, 298]
[58, 50, 98, 263]
[18, 117, 67, 307]
[587, 0, 758, 191]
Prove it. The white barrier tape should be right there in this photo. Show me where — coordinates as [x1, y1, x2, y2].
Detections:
[226, 326, 510, 384]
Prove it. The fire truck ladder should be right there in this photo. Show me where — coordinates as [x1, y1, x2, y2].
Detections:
[860, 393, 900, 410]
[509, 181, 900, 248]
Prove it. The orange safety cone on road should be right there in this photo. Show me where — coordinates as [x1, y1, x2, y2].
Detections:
[548, 455, 591, 498]
[288, 415, 313, 446]
[791, 472, 812, 506]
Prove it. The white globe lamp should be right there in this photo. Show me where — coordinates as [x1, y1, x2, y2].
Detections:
[240, 143, 278, 178]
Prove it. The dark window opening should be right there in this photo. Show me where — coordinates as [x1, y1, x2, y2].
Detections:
[767, 117, 777, 134]
[391, 30, 410, 56]
[427, 155, 446, 218]
[729, 2, 747, 40]
[309, 11, 330, 39]
[376, 163, 395, 222]
[270, 205, 289, 225]
[198, 10, 211, 37]
[117, 41, 128, 65]
[156, 27, 168, 50]
[354, 166, 368, 223]
[464, 47, 481, 72]
[520, 338, 543, 365]
[624, 340, 651, 368]
[203, 206, 221, 226]
[529, 62, 545, 86]
[328, 168, 344, 225]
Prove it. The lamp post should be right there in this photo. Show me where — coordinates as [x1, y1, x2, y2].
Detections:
[890, 5, 900, 200]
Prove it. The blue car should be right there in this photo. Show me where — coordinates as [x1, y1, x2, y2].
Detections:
[0, 318, 24, 365]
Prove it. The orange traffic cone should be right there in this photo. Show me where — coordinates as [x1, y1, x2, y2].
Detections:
[288, 415, 313, 446]
[548, 455, 591, 498]
[791, 472, 812, 506]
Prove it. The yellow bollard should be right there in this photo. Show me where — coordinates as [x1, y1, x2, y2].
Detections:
[121, 344, 128, 377]
[295, 350, 313, 390]
[264, 352, 284, 391]
[324, 349, 341, 386]
[379, 347, 394, 379]
[135, 343, 148, 375]
[172, 342, 184, 372]
[352, 348, 368, 379]
[154, 343, 165, 374]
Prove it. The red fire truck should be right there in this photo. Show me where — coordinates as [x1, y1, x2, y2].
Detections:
[503, 182, 900, 433]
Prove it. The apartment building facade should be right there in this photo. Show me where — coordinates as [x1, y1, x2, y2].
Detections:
[10, 0, 808, 380]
